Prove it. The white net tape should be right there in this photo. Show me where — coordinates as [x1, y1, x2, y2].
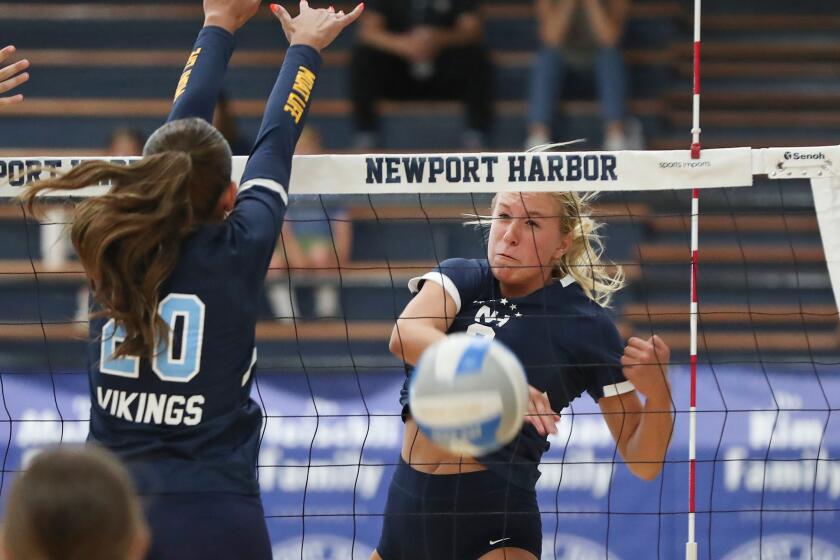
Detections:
[1, 145, 837, 196]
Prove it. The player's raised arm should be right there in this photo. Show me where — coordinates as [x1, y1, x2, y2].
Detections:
[235, 2, 363, 242]
[228, 1, 364, 285]
[167, 0, 261, 123]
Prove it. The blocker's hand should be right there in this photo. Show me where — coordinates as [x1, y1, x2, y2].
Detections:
[0, 46, 29, 107]
[203, 0, 262, 33]
[620, 335, 671, 402]
[271, 1, 364, 52]
[524, 385, 560, 436]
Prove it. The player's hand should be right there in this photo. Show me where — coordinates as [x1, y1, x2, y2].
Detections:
[0, 46, 29, 107]
[524, 385, 560, 436]
[203, 0, 262, 34]
[620, 335, 671, 402]
[271, 1, 364, 52]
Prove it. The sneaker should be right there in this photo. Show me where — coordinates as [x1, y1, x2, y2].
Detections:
[462, 129, 485, 151]
[525, 130, 550, 150]
[603, 117, 645, 151]
[314, 284, 339, 318]
[352, 131, 377, 152]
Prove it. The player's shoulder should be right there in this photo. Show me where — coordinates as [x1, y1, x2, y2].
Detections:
[438, 257, 492, 283]
[578, 300, 622, 345]
[549, 278, 617, 326]
[437, 257, 488, 272]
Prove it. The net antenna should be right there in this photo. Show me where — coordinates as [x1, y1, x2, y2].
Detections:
[687, 0, 702, 558]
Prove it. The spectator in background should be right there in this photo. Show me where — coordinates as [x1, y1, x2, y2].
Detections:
[350, 0, 493, 150]
[0, 45, 29, 107]
[268, 127, 352, 320]
[526, 0, 643, 151]
[106, 126, 145, 156]
[2, 445, 149, 560]
[213, 92, 253, 155]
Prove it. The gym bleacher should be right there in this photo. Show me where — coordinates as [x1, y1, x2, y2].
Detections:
[0, 0, 837, 372]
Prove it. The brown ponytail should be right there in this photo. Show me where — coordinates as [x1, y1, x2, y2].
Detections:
[20, 118, 232, 359]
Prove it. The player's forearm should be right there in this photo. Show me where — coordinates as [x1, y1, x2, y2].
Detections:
[623, 392, 673, 480]
[241, 45, 322, 190]
[389, 323, 446, 366]
[168, 26, 235, 123]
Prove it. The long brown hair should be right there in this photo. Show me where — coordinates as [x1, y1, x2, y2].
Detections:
[20, 118, 232, 359]
[3, 445, 148, 560]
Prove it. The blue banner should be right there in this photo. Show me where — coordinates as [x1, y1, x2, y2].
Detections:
[1, 365, 838, 559]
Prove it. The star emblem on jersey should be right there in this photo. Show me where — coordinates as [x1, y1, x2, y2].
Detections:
[470, 297, 524, 331]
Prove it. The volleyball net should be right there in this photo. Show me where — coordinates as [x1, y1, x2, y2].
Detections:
[0, 146, 839, 559]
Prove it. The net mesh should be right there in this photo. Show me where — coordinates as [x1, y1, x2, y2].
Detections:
[0, 170, 838, 559]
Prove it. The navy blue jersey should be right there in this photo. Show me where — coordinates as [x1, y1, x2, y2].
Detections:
[400, 258, 633, 489]
[87, 27, 322, 495]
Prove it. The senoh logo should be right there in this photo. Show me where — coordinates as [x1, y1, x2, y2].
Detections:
[784, 151, 826, 161]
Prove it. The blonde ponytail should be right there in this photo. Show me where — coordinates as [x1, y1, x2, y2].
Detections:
[550, 191, 624, 308]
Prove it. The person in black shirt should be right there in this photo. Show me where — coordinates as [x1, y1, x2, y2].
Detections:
[21, 1, 363, 558]
[373, 191, 673, 560]
[350, 0, 494, 149]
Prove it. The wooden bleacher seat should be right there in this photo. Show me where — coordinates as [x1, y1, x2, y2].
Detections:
[622, 302, 838, 325]
[641, 328, 840, 354]
[2, 98, 666, 120]
[0, 320, 396, 342]
[637, 243, 826, 264]
[650, 215, 819, 234]
[4, 321, 835, 355]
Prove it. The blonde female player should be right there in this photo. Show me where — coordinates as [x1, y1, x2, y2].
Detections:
[374, 191, 673, 560]
[21, 1, 362, 558]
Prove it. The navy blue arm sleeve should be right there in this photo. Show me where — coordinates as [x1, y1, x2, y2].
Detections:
[240, 44, 322, 189]
[229, 45, 322, 284]
[167, 26, 235, 123]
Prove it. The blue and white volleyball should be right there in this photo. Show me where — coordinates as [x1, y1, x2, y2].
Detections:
[409, 333, 528, 456]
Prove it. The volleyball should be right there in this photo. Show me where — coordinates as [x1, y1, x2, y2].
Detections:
[409, 333, 529, 456]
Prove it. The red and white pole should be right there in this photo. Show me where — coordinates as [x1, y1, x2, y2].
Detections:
[687, 0, 701, 559]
